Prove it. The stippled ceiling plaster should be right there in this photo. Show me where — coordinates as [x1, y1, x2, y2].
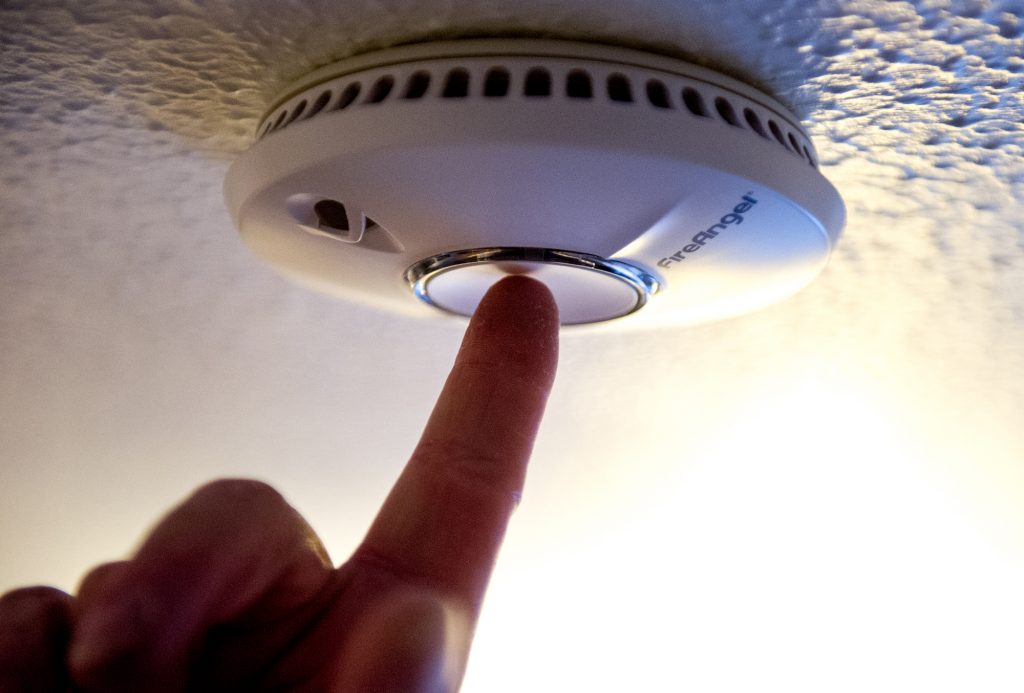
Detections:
[2, 2, 1023, 691]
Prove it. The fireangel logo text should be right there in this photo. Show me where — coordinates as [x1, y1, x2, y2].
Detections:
[657, 193, 758, 269]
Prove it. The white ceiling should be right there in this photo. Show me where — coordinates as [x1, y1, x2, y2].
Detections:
[2, 1, 1023, 690]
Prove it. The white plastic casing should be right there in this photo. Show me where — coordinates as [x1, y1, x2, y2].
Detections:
[225, 39, 845, 327]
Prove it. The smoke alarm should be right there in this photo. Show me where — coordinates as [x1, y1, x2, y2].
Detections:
[225, 39, 845, 327]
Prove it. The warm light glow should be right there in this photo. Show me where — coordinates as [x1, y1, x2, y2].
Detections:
[463, 371, 1024, 692]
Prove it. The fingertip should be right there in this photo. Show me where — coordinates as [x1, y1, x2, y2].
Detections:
[462, 275, 560, 389]
[484, 274, 556, 304]
[475, 275, 559, 331]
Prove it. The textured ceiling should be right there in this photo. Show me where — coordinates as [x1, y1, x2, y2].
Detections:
[2, 1, 1023, 690]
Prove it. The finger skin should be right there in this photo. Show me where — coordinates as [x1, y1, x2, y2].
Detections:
[333, 590, 468, 693]
[356, 276, 559, 608]
[0, 586, 73, 692]
[68, 479, 335, 692]
[74, 561, 130, 618]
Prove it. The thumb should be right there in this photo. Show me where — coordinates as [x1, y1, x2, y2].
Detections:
[334, 591, 472, 693]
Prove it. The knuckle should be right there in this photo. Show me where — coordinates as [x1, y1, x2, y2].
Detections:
[414, 440, 521, 501]
[76, 561, 129, 603]
[191, 477, 285, 508]
[0, 586, 71, 634]
[0, 585, 70, 612]
[167, 479, 312, 553]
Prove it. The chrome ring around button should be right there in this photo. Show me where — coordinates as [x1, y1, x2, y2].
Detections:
[404, 247, 661, 325]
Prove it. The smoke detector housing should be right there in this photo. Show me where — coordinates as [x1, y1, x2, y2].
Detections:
[225, 39, 845, 327]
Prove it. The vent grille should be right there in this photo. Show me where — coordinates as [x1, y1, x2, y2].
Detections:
[257, 58, 818, 167]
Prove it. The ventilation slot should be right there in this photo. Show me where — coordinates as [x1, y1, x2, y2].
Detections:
[442, 68, 470, 98]
[788, 132, 802, 153]
[313, 199, 350, 233]
[682, 87, 708, 117]
[484, 67, 510, 97]
[308, 91, 331, 118]
[524, 68, 552, 97]
[404, 71, 431, 99]
[607, 74, 633, 102]
[646, 80, 671, 109]
[803, 145, 817, 167]
[272, 109, 288, 131]
[368, 76, 394, 104]
[714, 97, 740, 127]
[284, 100, 307, 125]
[335, 83, 361, 110]
[768, 119, 789, 149]
[566, 70, 593, 98]
[744, 107, 768, 138]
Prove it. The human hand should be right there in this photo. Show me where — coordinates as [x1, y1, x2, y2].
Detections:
[0, 276, 559, 692]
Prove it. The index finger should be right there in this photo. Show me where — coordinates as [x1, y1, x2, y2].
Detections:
[354, 275, 559, 608]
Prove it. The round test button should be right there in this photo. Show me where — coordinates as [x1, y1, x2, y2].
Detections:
[404, 248, 660, 325]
